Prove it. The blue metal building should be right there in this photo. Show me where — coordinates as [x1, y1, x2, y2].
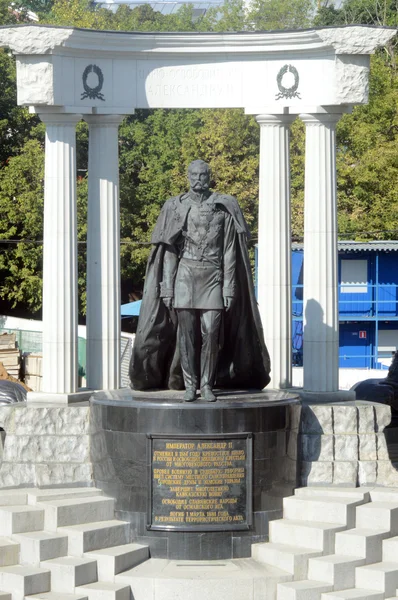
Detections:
[292, 241, 398, 369]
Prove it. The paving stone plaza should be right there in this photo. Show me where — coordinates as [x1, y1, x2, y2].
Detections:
[0, 22, 398, 600]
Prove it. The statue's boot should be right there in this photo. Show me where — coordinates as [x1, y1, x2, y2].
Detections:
[201, 385, 216, 402]
[184, 388, 197, 402]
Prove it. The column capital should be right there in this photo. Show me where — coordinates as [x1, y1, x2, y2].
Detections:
[299, 112, 342, 126]
[84, 114, 125, 127]
[256, 114, 295, 126]
[38, 113, 82, 126]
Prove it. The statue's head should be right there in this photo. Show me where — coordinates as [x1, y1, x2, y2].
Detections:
[187, 159, 211, 194]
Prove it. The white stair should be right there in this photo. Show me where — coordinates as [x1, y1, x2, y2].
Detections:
[0, 506, 44, 536]
[0, 565, 51, 600]
[269, 518, 346, 553]
[278, 579, 334, 600]
[283, 495, 366, 528]
[356, 503, 398, 534]
[383, 536, 398, 561]
[41, 557, 98, 593]
[253, 542, 322, 578]
[13, 531, 68, 565]
[76, 581, 131, 600]
[0, 486, 148, 600]
[355, 562, 398, 597]
[274, 490, 387, 600]
[0, 538, 19, 567]
[85, 543, 149, 581]
[0, 490, 34, 507]
[59, 520, 130, 556]
[322, 590, 384, 600]
[25, 593, 89, 600]
[27, 488, 103, 505]
[335, 529, 390, 564]
[42, 497, 115, 531]
[307, 555, 365, 589]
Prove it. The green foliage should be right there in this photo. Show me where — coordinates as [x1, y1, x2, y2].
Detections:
[247, 0, 314, 30]
[336, 54, 398, 240]
[0, 140, 44, 311]
[1, 0, 398, 314]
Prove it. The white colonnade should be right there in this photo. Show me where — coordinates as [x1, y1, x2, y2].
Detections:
[38, 108, 341, 398]
[85, 115, 124, 392]
[255, 111, 341, 394]
[256, 114, 295, 390]
[31, 112, 126, 401]
[1, 24, 391, 400]
[40, 114, 81, 398]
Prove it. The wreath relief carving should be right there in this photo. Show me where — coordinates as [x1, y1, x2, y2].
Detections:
[275, 64, 301, 100]
[81, 64, 106, 101]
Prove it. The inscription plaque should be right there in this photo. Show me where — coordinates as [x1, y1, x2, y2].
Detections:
[147, 433, 252, 531]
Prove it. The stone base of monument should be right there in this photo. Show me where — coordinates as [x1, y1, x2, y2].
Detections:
[90, 389, 301, 560]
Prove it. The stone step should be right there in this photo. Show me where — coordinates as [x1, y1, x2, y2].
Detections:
[85, 543, 149, 580]
[0, 538, 19, 567]
[25, 593, 89, 600]
[283, 497, 365, 528]
[277, 579, 334, 600]
[0, 506, 45, 536]
[76, 582, 131, 600]
[42, 497, 115, 531]
[13, 531, 68, 565]
[59, 520, 130, 556]
[356, 503, 398, 533]
[355, 562, 398, 597]
[0, 592, 11, 600]
[117, 557, 293, 600]
[0, 565, 51, 600]
[335, 529, 391, 564]
[308, 555, 365, 590]
[368, 489, 398, 503]
[321, 590, 384, 600]
[41, 557, 97, 593]
[0, 490, 34, 507]
[269, 519, 347, 553]
[252, 542, 322, 579]
[383, 536, 398, 562]
[27, 489, 103, 506]
[295, 489, 370, 502]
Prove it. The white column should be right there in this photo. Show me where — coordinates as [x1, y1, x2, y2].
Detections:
[85, 115, 123, 390]
[301, 113, 340, 392]
[40, 113, 81, 394]
[256, 114, 295, 389]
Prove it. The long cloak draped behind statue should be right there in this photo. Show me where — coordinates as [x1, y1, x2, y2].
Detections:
[129, 193, 271, 391]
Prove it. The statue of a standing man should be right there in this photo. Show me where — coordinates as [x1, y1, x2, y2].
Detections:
[130, 160, 270, 400]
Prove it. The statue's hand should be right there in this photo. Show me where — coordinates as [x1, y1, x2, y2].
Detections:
[163, 297, 173, 310]
[223, 297, 233, 311]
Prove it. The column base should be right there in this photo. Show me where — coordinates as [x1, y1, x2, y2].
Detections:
[286, 387, 356, 403]
[27, 389, 94, 405]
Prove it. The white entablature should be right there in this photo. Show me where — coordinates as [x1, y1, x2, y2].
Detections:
[0, 24, 395, 112]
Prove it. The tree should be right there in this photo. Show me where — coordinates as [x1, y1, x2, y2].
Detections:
[247, 0, 314, 31]
[1, 0, 398, 314]
[0, 140, 44, 311]
[336, 54, 398, 240]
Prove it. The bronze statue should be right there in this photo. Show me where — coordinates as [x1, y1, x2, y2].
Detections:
[130, 160, 270, 401]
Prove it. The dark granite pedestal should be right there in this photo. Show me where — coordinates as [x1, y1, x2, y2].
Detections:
[90, 389, 301, 560]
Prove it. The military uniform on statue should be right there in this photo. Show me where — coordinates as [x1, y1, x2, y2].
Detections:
[130, 160, 271, 399]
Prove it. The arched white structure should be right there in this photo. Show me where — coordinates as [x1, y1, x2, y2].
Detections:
[0, 24, 395, 399]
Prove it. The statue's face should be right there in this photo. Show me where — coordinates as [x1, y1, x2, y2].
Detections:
[188, 165, 210, 193]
